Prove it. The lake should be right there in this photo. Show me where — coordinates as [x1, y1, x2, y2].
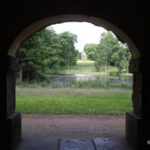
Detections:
[49, 74, 133, 87]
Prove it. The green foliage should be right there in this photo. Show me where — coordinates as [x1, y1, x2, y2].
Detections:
[17, 29, 53, 81]
[84, 44, 99, 60]
[94, 31, 131, 74]
[17, 28, 78, 82]
[112, 44, 131, 74]
[59, 32, 78, 68]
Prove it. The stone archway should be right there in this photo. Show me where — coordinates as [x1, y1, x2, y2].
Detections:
[8, 15, 140, 58]
[1, 14, 149, 150]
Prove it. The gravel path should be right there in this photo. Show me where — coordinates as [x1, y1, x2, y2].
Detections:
[22, 114, 126, 140]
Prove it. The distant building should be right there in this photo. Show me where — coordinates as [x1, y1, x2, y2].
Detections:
[81, 51, 87, 61]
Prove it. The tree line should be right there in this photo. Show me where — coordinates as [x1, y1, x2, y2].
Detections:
[84, 31, 131, 74]
[17, 28, 79, 82]
[17, 28, 131, 83]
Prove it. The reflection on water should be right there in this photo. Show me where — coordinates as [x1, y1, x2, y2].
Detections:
[49, 74, 132, 87]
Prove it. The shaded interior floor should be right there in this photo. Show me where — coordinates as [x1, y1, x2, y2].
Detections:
[17, 138, 132, 150]
[17, 115, 132, 150]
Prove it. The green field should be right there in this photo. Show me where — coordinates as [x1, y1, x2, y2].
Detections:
[16, 88, 132, 115]
[59, 60, 132, 77]
[16, 60, 133, 115]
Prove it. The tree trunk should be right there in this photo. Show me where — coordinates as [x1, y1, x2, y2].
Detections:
[67, 59, 69, 70]
[17, 65, 23, 83]
[104, 60, 107, 73]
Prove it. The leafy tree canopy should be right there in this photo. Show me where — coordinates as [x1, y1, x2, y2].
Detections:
[87, 31, 131, 74]
[84, 44, 99, 60]
[17, 28, 78, 82]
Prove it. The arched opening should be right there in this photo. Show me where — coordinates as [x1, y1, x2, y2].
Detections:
[8, 15, 140, 58]
[8, 15, 141, 149]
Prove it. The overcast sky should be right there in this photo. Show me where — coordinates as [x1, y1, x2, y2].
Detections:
[49, 22, 107, 52]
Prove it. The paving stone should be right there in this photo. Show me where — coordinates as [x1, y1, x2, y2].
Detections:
[93, 138, 132, 150]
[17, 138, 58, 150]
[17, 137, 132, 150]
[59, 138, 95, 150]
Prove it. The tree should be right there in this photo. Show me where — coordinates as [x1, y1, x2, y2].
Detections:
[84, 44, 99, 60]
[17, 28, 63, 81]
[59, 32, 78, 69]
[112, 44, 131, 74]
[17, 28, 79, 82]
[94, 45, 106, 72]
[94, 32, 114, 72]
[94, 31, 131, 74]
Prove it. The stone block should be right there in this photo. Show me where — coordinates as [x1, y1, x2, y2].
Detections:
[59, 138, 95, 150]
[0, 112, 21, 150]
[93, 138, 132, 150]
[126, 112, 150, 150]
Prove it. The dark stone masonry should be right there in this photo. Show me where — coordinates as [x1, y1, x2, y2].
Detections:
[0, 1, 149, 149]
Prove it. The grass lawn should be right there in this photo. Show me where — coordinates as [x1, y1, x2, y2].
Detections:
[59, 60, 132, 77]
[59, 60, 97, 75]
[16, 87, 132, 115]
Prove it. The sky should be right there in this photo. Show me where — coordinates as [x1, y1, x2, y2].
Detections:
[49, 22, 107, 52]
